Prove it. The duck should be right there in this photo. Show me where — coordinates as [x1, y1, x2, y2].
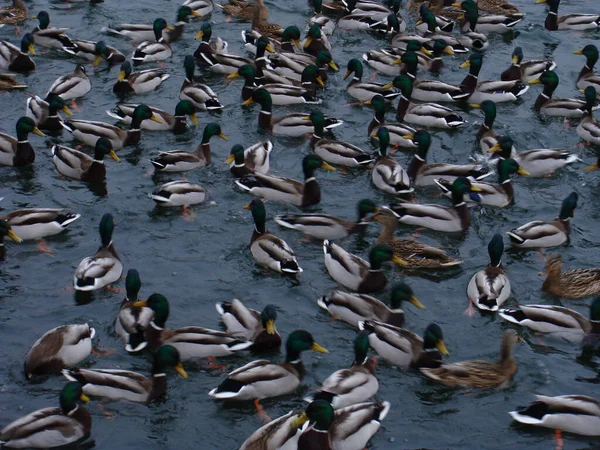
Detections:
[106, 101, 197, 133]
[151, 181, 206, 208]
[362, 39, 432, 77]
[216, 300, 281, 351]
[540, 254, 600, 299]
[62, 104, 159, 150]
[0, 209, 79, 242]
[574, 45, 600, 93]
[469, 0, 522, 15]
[0, 220, 22, 261]
[500, 47, 556, 83]
[182, 0, 215, 17]
[371, 127, 412, 195]
[390, 177, 482, 233]
[454, 0, 522, 34]
[133, 293, 254, 360]
[193, 22, 228, 58]
[358, 321, 448, 368]
[62, 345, 188, 403]
[530, 70, 598, 118]
[74, 214, 123, 291]
[226, 145, 256, 177]
[471, 100, 515, 153]
[318, 283, 425, 328]
[239, 409, 306, 450]
[150, 123, 227, 172]
[323, 241, 407, 293]
[30, 11, 75, 49]
[274, 199, 377, 241]
[113, 61, 169, 100]
[0, 0, 27, 25]
[418, 8, 486, 52]
[0, 72, 26, 90]
[24, 324, 95, 379]
[536, 0, 599, 31]
[365, 94, 416, 148]
[180, 55, 223, 111]
[25, 93, 73, 132]
[250, 0, 283, 38]
[131, 18, 174, 63]
[420, 329, 521, 388]
[0, 382, 91, 449]
[51, 138, 120, 182]
[499, 297, 600, 343]
[415, 3, 453, 33]
[0, 116, 44, 167]
[0, 33, 35, 72]
[199, 45, 254, 75]
[63, 40, 125, 67]
[225, 140, 272, 175]
[114, 269, 154, 352]
[46, 65, 91, 101]
[506, 192, 578, 249]
[303, 24, 331, 57]
[268, 49, 338, 84]
[309, 0, 336, 35]
[342, 0, 401, 22]
[208, 330, 327, 401]
[219, 0, 257, 21]
[343, 58, 399, 103]
[242, 25, 301, 55]
[364, 207, 463, 269]
[577, 87, 600, 146]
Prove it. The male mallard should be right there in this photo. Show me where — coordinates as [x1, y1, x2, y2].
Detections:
[371, 127, 412, 195]
[536, 0, 599, 31]
[226, 145, 254, 177]
[0, 0, 27, 25]
[131, 18, 174, 63]
[303, 24, 331, 56]
[506, 192, 577, 249]
[454, 0, 522, 34]
[0, 209, 79, 241]
[500, 47, 556, 83]
[318, 283, 425, 328]
[151, 181, 206, 208]
[113, 61, 169, 100]
[180, 55, 223, 111]
[31, 11, 74, 49]
[216, 300, 281, 351]
[418, 8, 486, 52]
[24, 324, 95, 379]
[0, 33, 35, 72]
[62, 345, 188, 402]
[240, 409, 306, 450]
[244, 199, 302, 274]
[577, 87, 600, 146]
[420, 329, 521, 388]
[323, 241, 407, 293]
[25, 93, 73, 132]
[242, 25, 301, 55]
[529, 70, 598, 118]
[540, 254, 600, 299]
[208, 330, 327, 401]
[0, 116, 44, 166]
[62, 104, 159, 150]
[310, 0, 336, 35]
[63, 40, 125, 67]
[194, 22, 228, 58]
[106, 101, 197, 133]
[343, 58, 399, 103]
[46, 65, 91, 101]
[52, 138, 119, 182]
[0, 382, 91, 448]
[362, 39, 433, 77]
[365, 94, 416, 148]
[574, 45, 600, 93]
[268, 49, 338, 84]
[74, 213, 123, 291]
[0, 220, 22, 261]
[182, 0, 214, 17]
[358, 321, 448, 368]
[134, 293, 253, 361]
[0, 72, 26, 90]
[471, 100, 515, 153]
[235, 154, 335, 207]
[226, 140, 271, 175]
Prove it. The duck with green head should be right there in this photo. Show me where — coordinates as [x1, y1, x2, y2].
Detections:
[31, 10, 75, 49]
[500, 46, 556, 83]
[51, 137, 120, 182]
[303, 24, 331, 56]
[193, 22, 228, 59]
[242, 25, 302, 55]
[62, 39, 125, 66]
[132, 18, 175, 63]
[226, 144, 254, 178]
[577, 86, 600, 146]
[371, 127, 412, 195]
[536, 0, 599, 31]
[574, 44, 600, 94]
[0, 219, 22, 261]
[454, 0, 522, 34]
[529, 70, 598, 118]
[365, 94, 416, 148]
[0, 33, 35, 72]
[25, 93, 72, 132]
[471, 100, 515, 154]
[180, 55, 223, 111]
[113, 60, 169, 100]
[344, 58, 399, 103]
[106, 100, 197, 134]
[225, 140, 272, 175]
[415, 3, 454, 33]
[362, 38, 430, 77]
[309, 0, 336, 35]
[269, 49, 338, 84]
[0, 116, 44, 166]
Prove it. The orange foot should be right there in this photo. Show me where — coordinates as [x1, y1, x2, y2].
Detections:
[96, 402, 116, 420]
[70, 100, 81, 112]
[92, 347, 114, 357]
[534, 334, 548, 348]
[106, 285, 123, 294]
[554, 429, 563, 450]
[410, 228, 423, 239]
[36, 239, 54, 255]
[207, 356, 226, 370]
[254, 399, 272, 423]
[463, 300, 477, 317]
[182, 206, 196, 222]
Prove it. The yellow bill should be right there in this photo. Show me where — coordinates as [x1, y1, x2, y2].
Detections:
[150, 113, 162, 123]
[166, 24, 175, 31]
[402, 134, 414, 139]
[470, 185, 482, 192]
[343, 70, 352, 80]
[470, 103, 481, 109]
[517, 167, 530, 176]
[451, 1, 462, 6]
[294, 39, 302, 51]
[585, 162, 599, 172]
[117, 70, 127, 81]
[364, 100, 373, 105]
[321, 161, 336, 171]
[511, 55, 520, 64]
[93, 55, 102, 67]
[421, 47, 432, 56]
[444, 46, 454, 55]
[460, 60, 471, 69]
[225, 154, 235, 164]
[190, 113, 198, 126]
[265, 43, 275, 53]
[409, 296, 426, 310]
[392, 255, 409, 266]
[316, 76, 325, 88]
[390, 58, 402, 66]
[133, 300, 148, 307]
[573, 49, 584, 55]
[28, 44, 35, 55]
[328, 60, 339, 71]
[32, 127, 45, 137]
[304, 37, 312, 48]
[291, 413, 309, 429]
[241, 98, 254, 106]
[7, 229, 22, 243]
[79, 393, 90, 403]
[437, 340, 449, 355]
[192, 11, 203, 17]
[488, 143, 501, 153]
[535, 0, 547, 3]
[194, 30, 204, 40]
[382, 82, 394, 89]
[243, 203, 252, 210]
[219, 132, 228, 140]
[227, 71, 240, 79]
[416, 19, 423, 25]
[311, 342, 328, 353]
[528, 78, 541, 84]
[62, 105, 73, 116]
[109, 150, 120, 163]
[174, 363, 189, 379]
[265, 319, 276, 334]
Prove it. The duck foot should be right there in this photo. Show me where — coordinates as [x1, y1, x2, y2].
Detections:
[182, 205, 196, 221]
[554, 429, 563, 450]
[534, 334, 548, 348]
[91, 347, 114, 357]
[96, 401, 116, 420]
[410, 228, 423, 239]
[70, 100, 81, 112]
[207, 356, 226, 370]
[463, 299, 476, 317]
[254, 399, 272, 423]
[36, 239, 54, 255]
[106, 285, 123, 293]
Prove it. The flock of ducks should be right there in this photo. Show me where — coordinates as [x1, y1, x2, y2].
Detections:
[0, 0, 600, 448]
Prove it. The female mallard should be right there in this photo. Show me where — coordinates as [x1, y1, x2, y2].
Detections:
[0, 72, 26, 90]
[343, 58, 399, 103]
[0, 220, 21, 260]
[541, 254, 600, 299]
[0, 33, 35, 72]
[62, 104, 159, 150]
[506, 192, 578, 249]
[391, 177, 482, 233]
[454, 0, 522, 34]
[0, 0, 27, 25]
[318, 283, 425, 328]
[310, 0, 336, 35]
[106, 101, 197, 133]
[499, 297, 600, 343]
[52, 138, 120, 182]
[244, 199, 302, 274]
[468, 0, 522, 15]
[63, 40, 125, 67]
[113, 61, 169, 100]
[235, 154, 335, 207]
[371, 127, 412, 195]
[0, 382, 91, 448]
[500, 46, 556, 83]
[24, 324, 95, 379]
[180, 55, 223, 111]
[365, 94, 416, 148]
[25, 93, 73, 132]
[31, 11, 75, 49]
[577, 87, 600, 146]
[226, 140, 272, 175]
[208, 330, 327, 401]
[74, 213, 123, 291]
[151, 181, 205, 208]
[251, 1, 284, 39]
[131, 18, 174, 63]
[240, 409, 306, 450]
[303, 25, 331, 57]
[420, 329, 521, 388]
[134, 293, 254, 360]
[529, 70, 598, 118]
[62, 345, 188, 402]
[150, 123, 227, 172]
[365, 207, 463, 269]
[358, 321, 448, 368]
[0, 209, 79, 242]
[219, 0, 256, 21]
[182, 0, 214, 17]
[323, 241, 407, 293]
[274, 199, 377, 241]
[216, 300, 281, 351]
[46, 65, 91, 101]
[536, 0, 599, 31]
[0, 116, 44, 166]
[574, 45, 600, 93]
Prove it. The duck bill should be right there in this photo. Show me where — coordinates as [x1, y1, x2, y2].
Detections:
[573, 49, 584, 55]
[303, 36, 313, 48]
[291, 412, 309, 428]
[219, 132, 228, 140]
[265, 319, 276, 334]
[225, 154, 235, 164]
[194, 30, 204, 40]
[241, 98, 254, 106]
[28, 44, 36, 55]
[191, 11, 203, 17]
[528, 78, 541, 84]
[109, 150, 120, 162]
[470, 185, 482, 192]
[328, 60, 339, 71]
[294, 39, 302, 51]
[243, 203, 252, 210]
[436, 340, 449, 356]
[93, 55, 102, 67]
[409, 296, 426, 310]
[117, 70, 127, 81]
[364, 100, 373, 105]
[451, 2, 462, 7]
[7, 229, 22, 243]
[421, 47, 432, 56]
[150, 114, 162, 123]
[316, 76, 325, 87]
[416, 19, 423, 25]
[392, 255, 409, 267]
[585, 162, 599, 172]
[189, 113, 198, 126]
[488, 143, 501, 153]
[444, 47, 454, 55]
[390, 58, 402, 66]
[470, 103, 481, 109]
[382, 82, 394, 89]
[343, 70, 352, 80]
[227, 71, 240, 79]
[174, 363, 189, 379]
[62, 105, 73, 116]
[79, 393, 90, 403]
[265, 43, 275, 53]
[311, 342, 328, 353]
[535, 0, 547, 3]
[32, 127, 45, 137]
[459, 60, 471, 69]
[511, 55, 520, 64]
[321, 161, 336, 171]
[517, 168, 530, 176]
[401, 134, 414, 140]
[166, 25, 175, 31]
[133, 300, 148, 307]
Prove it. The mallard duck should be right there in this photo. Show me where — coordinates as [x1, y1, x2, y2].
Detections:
[541, 254, 600, 299]
[577, 87, 600, 146]
[574, 45, 600, 93]
[506, 192, 578, 249]
[342, 0, 400, 20]
[0, 220, 21, 261]
[365, 94, 416, 148]
[199, 46, 253, 75]
[62, 345, 188, 402]
[501, 47, 556, 83]
[25, 93, 73, 132]
[74, 214, 123, 291]
[113, 61, 169, 100]
[106, 101, 197, 133]
[499, 297, 600, 343]
[343, 58, 399, 103]
[30, 11, 74, 49]
[358, 321, 448, 368]
[132, 18, 174, 63]
[393, 75, 465, 128]
[454, 0, 522, 34]
[63, 40, 125, 67]
[586, 156, 599, 172]
[182, 0, 215, 17]
[323, 241, 407, 293]
[194, 22, 228, 57]
[24, 324, 95, 378]
[470, 0, 522, 15]
[310, 0, 336, 35]
[0, 116, 44, 167]
[0, 72, 26, 90]
[303, 24, 331, 57]
[471, 100, 514, 154]
[0, 382, 91, 448]
[428, 0, 466, 21]
[225, 140, 271, 175]
[133, 293, 254, 360]
[536, 0, 599, 31]
[219, 0, 256, 20]
[151, 181, 206, 208]
[242, 25, 301, 55]
[62, 104, 159, 150]
[208, 330, 327, 401]
[418, 8, 486, 52]
[318, 283, 425, 328]
[0, 209, 79, 242]
[420, 329, 521, 388]
[180, 55, 222, 111]
[251, 1, 284, 39]
[362, 39, 431, 77]
[268, 48, 336, 84]
[243, 199, 302, 274]
[391, 177, 482, 233]
[415, 3, 454, 33]
[46, 65, 91, 101]
[216, 300, 281, 351]
[0, 0, 27, 25]
[226, 145, 254, 177]
[52, 138, 119, 182]
[240, 409, 306, 450]
[530, 71, 598, 118]
[364, 207, 463, 269]
[371, 127, 412, 195]
[0, 33, 35, 72]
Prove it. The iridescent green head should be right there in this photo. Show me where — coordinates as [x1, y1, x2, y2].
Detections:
[59, 382, 89, 414]
[249, 88, 272, 108]
[35, 11, 50, 29]
[391, 75, 413, 98]
[389, 283, 425, 310]
[16, 116, 43, 140]
[412, 130, 431, 159]
[229, 144, 245, 164]
[344, 58, 364, 81]
[386, 13, 401, 32]
[285, 330, 327, 362]
[153, 18, 170, 40]
[305, 400, 334, 431]
[183, 55, 196, 79]
[125, 269, 141, 301]
[574, 44, 599, 68]
[473, 100, 497, 127]
[462, 53, 484, 74]
[196, 23, 212, 41]
[98, 213, 115, 246]
[584, 86, 597, 113]
[376, 127, 390, 155]
[236, 64, 256, 83]
[400, 51, 419, 73]
[315, 50, 338, 71]
[139, 293, 170, 327]
[46, 93, 72, 116]
[93, 137, 118, 162]
[497, 158, 528, 182]
[174, 100, 197, 121]
[153, 345, 187, 378]
[21, 33, 35, 54]
[301, 64, 323, 85]
[281, 26, 301, 44]
[357, 199, 377, 220]
[353, 330, 370, 364]
[131, 104, 156, 127]
[536, 70, 559, 90]
[302, 154, 335, 178]
[422, 323, 448, 354]
[261, 305, 278, 334]
[511, 47, 524, 65]
[369, 244, 405, 270]
[244, 198, 266, 232]
[177, 6, 195, 21]
[559, 192, 578, 221]
[202, 122, 227, 144]
[487, 234, 504, 267]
